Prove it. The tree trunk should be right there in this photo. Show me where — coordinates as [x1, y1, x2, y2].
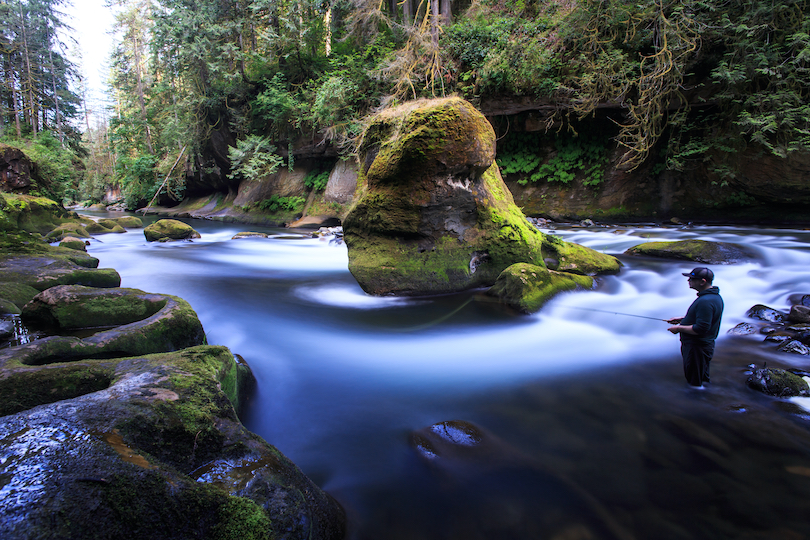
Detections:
[441, 0, 452, 25]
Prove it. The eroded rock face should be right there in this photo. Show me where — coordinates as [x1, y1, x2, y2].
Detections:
[0, 346, 346, 540]
[624, 239, 755, 264]
[343, 97, 620, 295]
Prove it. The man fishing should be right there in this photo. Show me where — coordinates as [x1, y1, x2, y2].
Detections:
[667, 267, 724, 387]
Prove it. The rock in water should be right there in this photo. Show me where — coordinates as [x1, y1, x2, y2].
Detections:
[343, 97, 620, 295]
[144, 219, 201, 242]
[746, 365, 810, 396]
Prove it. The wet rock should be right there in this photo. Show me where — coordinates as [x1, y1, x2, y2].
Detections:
[99, 216, 143, 228]
[4, 286, 205, 365]
[0, 299, 20, 315]
[85, 220, 125, 234]
[0, 345, 346, 540]
[144, 219, 201, 242]
[624, 239, 755, 263]
[343, 97, 620, 295]
[727, 322, 758, 336]
[0, 281, 40, 309]
[787, 293, 810, 307]
[46, 221, 91, 240]
[778, 340, 810, 355]
[58, 236, 87, 251]
[746, 365, 810, 396]
[0, 254, 120, 291]
[764, 332, 793, 343]
[232, 231, 268, 239]
[746, 304, 787, 323]
[22, 285, 170, 329]
[486, 263, 594, 314]
[788, 304, 810, 324]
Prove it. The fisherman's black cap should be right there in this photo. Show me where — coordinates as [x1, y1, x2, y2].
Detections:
[682, 267, 714, 281]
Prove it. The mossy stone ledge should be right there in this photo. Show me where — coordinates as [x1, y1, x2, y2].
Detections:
[343, 97, 621, 296]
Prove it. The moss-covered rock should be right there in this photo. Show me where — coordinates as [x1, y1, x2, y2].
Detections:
[22, 285, 169, 329]
[100, 216, 143, 228]
[144, 218, 202, 242]
[746, 365, 810, 397]
[487, 263, 594, 313]
[0, 193, 74, 234]
[59, 236, 88, 251]
[0, 345, 346, 540]
[343, 97, 621, 295]
[233, 231, 269, 239]
[0, 281, 40, 309]
[0, 254, 120, 291]
[86, 220, 126, 234]
[46, 221, 91, 240]
[4, 287, 204, 365]
[624, 239, 755, 263]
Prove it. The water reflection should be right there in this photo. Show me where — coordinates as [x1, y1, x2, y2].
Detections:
[80, 214, 810, 539]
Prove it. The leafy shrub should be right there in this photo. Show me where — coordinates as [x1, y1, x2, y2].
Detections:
[227, 136, 285, 182]
[257, 195, 306, 213]
[497, 130, 609, 187]
[304, 169, 331, 191]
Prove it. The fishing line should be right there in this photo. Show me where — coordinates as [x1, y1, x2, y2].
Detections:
[554, 305, 668, 321]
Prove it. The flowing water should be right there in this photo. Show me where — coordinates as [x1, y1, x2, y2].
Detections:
[80, 214, 810, 540]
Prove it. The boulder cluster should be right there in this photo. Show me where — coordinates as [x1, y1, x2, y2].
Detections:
[728, 295, 810, 356]
[0, 193, 345, 540]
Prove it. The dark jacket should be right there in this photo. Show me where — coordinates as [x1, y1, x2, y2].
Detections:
[681, 286, 724, 343]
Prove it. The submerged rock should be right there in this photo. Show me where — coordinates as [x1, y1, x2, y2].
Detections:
[144, 219, 201, 242]
[487, 262, 594, 313]
[624, 239, 755, 264]
[746, 365, 810, 397]
[0, 345, 346, 540]
[788, 305, 810, 324]
[232, 231, 269, 239]
[727, 322, 758, 336]
[343, 97, 620, 295]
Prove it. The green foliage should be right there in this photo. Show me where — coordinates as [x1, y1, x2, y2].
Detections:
[115, 154, 157, 209]
[227, 136, 285, 182]
[497, 130, 609, 187]
[2, 132, 83, 203]
[303, 168, 331, 192]
[256, 195, 306, 213]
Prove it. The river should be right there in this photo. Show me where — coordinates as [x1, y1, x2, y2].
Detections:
[81, 214, 810, 540]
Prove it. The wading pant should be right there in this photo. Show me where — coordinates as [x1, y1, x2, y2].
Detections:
[681, 339, 714, 387]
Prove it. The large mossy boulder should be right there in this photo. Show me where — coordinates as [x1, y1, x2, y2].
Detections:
[487, 263, 594, 314]
[343, 97, 620, 295]
[144, 218, 202, 242]
[0, 345, 346, 540]
[624, 239, 755, 263]
[0, 192, 76, 234]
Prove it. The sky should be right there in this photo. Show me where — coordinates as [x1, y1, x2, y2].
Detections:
[62, 0, 117, 129]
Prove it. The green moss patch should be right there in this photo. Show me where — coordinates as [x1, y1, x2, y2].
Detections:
[487, 263, 594, 313]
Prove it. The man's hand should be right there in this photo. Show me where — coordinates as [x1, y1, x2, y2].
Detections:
[666, 317, 683, 324]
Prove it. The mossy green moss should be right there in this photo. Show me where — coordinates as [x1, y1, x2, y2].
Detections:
[487, 263, 594, 313]
[144, 219, 202, 241]
[22, 285, 168, 329]
[0, 281, 40, 308]
[0, 363, 115, 416]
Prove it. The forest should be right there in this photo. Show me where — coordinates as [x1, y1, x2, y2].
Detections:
[1, 0, 809, 216]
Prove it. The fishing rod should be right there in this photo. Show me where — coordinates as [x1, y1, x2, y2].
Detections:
[555, 305, 669, 322]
